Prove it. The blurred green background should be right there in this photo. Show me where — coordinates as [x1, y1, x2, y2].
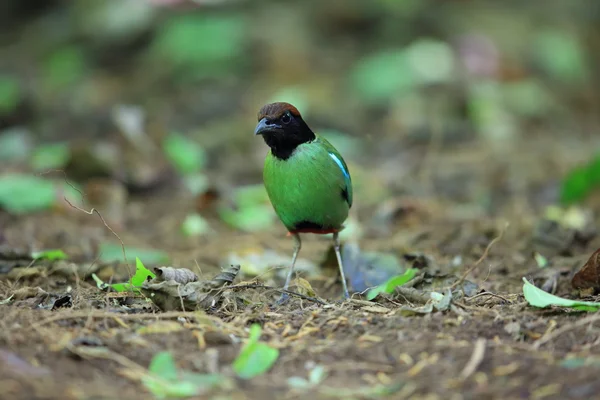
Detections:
[0, 0, 599, 227]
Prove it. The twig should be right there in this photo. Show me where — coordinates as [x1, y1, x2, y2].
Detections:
[466, 292, 512, 304]
[533, 313, 600, 350]
[459, 338, 486, 379]
[449, 222, 508, 290]
[224, 283, 327, 305]
[32, 310, 224, 328]
[39, 169, 132, 278]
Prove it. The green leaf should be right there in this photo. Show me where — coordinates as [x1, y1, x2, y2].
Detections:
[148, 352, 179, 381]
[144, 351, 225, 398]
[219, 204, 274, 232]
[97, 257, 156, 293]
[31, 142, 71, 171]
[163, 133, 206, 175]
[588, 155, 600, 183]
[181, 214, 211, 237]
[0, 128, 31, 162]
[560, 166, 591, 205]
[143, 378, 199, 399]
[406, 39, 454, 84]
[233, 324, 279, 379]
[0, 75, 21, 115]
[366, 268, 418, 300]
[44, 46, 86, 90]
[533, 252, 549, 268]
[308, 365, 327, 385]
[248, 324, 261, 341]
[152, 15, 245, 75]
[522, 278, 600, 311]
[98, 243, 169, 264]
[534, 31, 588, 84]
[287, 364, 328, 389]
[32, 249, 68, 261]
[109, 282, 130, 292]
[503, 80, 553, 118]
[218, 185, 274, 232]
[560, 357, 600, 370]
[560, 153, 600, 205]
[0, 174, 57, 214]
[183, 174, 209, 195]
[287, 377, 311, 389]
[234, 184, 270, 208]
[349, 49, 415, 104]
[131, 257, 156, 287]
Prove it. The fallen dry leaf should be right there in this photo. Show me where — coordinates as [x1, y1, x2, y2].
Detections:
[572, 248, 600, 292]
[361, 305, 390, 314]
[153, 266, 198, 284]
[142, 264, 239, 311]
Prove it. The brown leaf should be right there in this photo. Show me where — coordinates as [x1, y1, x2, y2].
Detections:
[153, 267, 198, 284]
[572, 248, 600, 291]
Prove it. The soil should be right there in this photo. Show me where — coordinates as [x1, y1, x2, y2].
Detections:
[2, 133, 600, 400]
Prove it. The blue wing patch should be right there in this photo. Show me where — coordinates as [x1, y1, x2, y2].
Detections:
[328, 152, 352, 207]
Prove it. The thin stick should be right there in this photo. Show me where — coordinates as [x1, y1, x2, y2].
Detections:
[459, 338, 486, 379]
[466, 292, 512, 304]
[32, 310, 224, 328]
[533, 313, 600, 350]
[450, 222, 508, 290]
[39, 169, 132, 278]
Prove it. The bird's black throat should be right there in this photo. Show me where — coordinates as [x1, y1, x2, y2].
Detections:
[261, 118, 316, 160]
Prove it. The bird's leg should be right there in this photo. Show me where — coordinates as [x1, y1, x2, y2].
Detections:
[279, 233, 301, 303]
[333, 232, 350, 299]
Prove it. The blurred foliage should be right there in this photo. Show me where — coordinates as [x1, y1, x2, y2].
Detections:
[0, 128, 31, 162]
[533, 30, 589, 84]
[43, 46, 87, 91]
[31, 142, 70, 171]
[0, 75, 21, 115]
[0, 174, 56, 214]
[0, 0, 598, 218]
[163, 133, 206, 175]
[32, 249, 68, 261]
[98, 243, 169, 264]
[560, 154, 600, 205]
[181, 213, 211, 237]
[151, 14, 246, 80]
[218, 185, 275, 232]
[143, 351, 226, 398]
[233, 324, 279, 379]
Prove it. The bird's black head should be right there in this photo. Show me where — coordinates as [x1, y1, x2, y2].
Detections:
[255, 102, 316, 160]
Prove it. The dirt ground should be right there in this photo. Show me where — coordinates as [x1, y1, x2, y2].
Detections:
[1, 134, 600, 400]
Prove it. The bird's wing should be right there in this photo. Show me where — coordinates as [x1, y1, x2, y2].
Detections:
[317, 136, 353, 208]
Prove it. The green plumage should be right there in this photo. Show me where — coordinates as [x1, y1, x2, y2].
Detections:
[263, 135, 352, 232]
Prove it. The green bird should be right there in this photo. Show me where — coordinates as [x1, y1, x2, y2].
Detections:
[254, 102, 352, 299]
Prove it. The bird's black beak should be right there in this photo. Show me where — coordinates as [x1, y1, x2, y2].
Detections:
[254, 118, 281, 136]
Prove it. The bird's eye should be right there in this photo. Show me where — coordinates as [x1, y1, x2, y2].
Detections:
[280, 111, 292, 124]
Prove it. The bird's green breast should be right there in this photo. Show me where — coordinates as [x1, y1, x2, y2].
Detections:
[263, 136, 352, 233]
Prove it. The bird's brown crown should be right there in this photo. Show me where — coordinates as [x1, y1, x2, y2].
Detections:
[257, 102, 301, 121]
